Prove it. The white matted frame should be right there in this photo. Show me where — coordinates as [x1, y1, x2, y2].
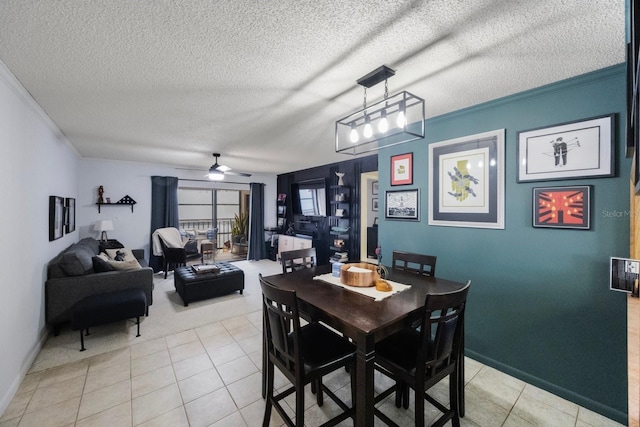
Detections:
[516, 114, 614, 182]
[429, 129, 505, 229]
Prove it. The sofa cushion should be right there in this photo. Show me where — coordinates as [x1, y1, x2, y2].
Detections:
[105, 248, 137, 262]
[107, 258, 142, 270]
[59, 244, 96, 276]
[92, 256, 115, 273]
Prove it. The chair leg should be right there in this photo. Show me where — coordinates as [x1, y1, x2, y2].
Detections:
[136, 317, 141, 337]
[79, 330, 86, 352]
[415, 386, 425, 427]
[263, 361, 274, 427]
[403, 384, 409, 409]
[450, 370, 461, 427]
[395, 381, 403, 408]
[295, 377, 305, 427]
[316, 378, 323, 406]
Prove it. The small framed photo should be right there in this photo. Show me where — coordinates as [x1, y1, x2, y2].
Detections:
[372, 181, 378, 195]
[385, 189, 419, 221]
[610, 257, 640, 295]
[391, 153, 413, 186]
[372, 198, 378, 211]
[517, 114, 614, 182]
[277, 217, 285, 227]
[532, 185, 591, 229]
[49, 196, 64, 241]
[65, 197, 76, 233]
[277, 205, 286, 215]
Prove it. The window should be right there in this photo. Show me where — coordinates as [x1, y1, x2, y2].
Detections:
[178, 188, 247, 249]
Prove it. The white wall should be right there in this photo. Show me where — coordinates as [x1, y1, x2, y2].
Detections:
[77, 160, 277, 257]
[0, 62, 80, 413]
[0, 61, 278, 415]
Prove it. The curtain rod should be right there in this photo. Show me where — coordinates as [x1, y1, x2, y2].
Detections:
[178, 178, 253, 185]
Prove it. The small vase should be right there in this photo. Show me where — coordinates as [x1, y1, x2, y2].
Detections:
[335, 172, 345, 186]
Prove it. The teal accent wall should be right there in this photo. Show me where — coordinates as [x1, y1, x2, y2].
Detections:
[378, 64, 629, 422]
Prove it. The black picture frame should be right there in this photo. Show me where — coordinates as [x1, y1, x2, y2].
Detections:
[532, 185, 591, 230]
[516, 114, 614, 183]
[65, 197, 76, 233]
[610, 257, 640, 295]
[385, 189, 419, 221]
[49, 196, 64, 241]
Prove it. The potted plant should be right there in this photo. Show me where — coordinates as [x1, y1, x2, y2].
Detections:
[231, 211, 249, 254]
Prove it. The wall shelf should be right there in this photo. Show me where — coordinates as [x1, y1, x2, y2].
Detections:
[96, 202, 136, 213]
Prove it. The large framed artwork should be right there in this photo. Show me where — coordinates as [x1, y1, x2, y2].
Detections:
[385, 189, 419, 221]
[532, 185, 591, 230]
[49, 196, 64, 241]
[516, 114, 614, 182]
[429, 129, 505, 229]
[390, 153, 413, 185]
[65, 197, 76, 233]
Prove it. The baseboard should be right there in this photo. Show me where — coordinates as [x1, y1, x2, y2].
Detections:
[465, 350, 627, 425]
[0, 325, 48, 417]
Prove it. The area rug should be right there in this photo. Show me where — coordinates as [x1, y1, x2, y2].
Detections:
[29, 259, 283, 373]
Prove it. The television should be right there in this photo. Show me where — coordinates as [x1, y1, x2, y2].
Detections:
[292, 178, 327, 217]
[610, 256, 640, 295]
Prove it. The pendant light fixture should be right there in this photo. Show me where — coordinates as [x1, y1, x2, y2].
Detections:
[335, 65, 425, 155]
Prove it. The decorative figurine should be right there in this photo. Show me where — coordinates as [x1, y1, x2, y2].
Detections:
[335, 172, 345, 186]
[375, 244, 389, 279]
[97, 185, 104, 204]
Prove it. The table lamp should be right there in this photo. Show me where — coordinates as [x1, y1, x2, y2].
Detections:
[95, 220, 114, 241]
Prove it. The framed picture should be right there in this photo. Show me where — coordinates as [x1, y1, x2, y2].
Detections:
[277, 205, 286, 215]
[372, 181, 378, 195]
[391, 153, 413, 185]
[372, 198, 378, 211]
[385, 189, 419, 221]
[610, 257, 640, 295]
[516, 114, 614, 182]
[65, 197, 76, 233]
[49, 196, 64, 241]
[532, 185, 591, 229]
[429, 129, 505, 229]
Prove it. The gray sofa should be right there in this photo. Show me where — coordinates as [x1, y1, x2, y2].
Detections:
[45, 237, 154, 334]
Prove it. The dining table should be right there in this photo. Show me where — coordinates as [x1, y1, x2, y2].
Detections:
[261, 264, 468, 427]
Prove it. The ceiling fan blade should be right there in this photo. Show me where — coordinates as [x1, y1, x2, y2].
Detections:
[224, 170, 252, 177]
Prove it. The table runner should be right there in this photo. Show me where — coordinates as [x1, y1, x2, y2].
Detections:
[313, 273, 410, 301]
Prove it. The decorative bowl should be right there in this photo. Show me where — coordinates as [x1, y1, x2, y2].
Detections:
[331, 226, 350, 233]
[340, 263, 380, 287]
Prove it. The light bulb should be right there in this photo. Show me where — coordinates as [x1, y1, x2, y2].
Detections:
[363, 115, 373, 138]
[397, 101, 406, 128]
[378, 109, 388, 133]
[349, 123, 359, 143]
[208, 171, 224, 181]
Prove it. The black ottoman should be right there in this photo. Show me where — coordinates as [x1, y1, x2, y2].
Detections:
[174, 262, 244, 306]
[72, 288, 147, 351]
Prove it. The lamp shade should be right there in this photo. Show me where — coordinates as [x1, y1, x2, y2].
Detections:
[95, 220, 114, 241]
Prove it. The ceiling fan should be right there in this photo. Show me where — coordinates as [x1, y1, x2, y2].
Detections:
[206, 153, 251, 180]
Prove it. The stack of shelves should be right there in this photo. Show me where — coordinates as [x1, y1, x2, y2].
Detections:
[329, 185, 350, 264]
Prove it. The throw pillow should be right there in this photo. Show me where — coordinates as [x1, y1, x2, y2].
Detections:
[106, 258, 142, 271]
[92, 256, 115, 273]
[105, 248, 136, 262]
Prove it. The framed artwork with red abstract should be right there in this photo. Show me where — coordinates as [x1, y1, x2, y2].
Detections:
[533, 185, 590, 229]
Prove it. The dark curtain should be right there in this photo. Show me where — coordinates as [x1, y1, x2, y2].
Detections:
[247, 182, 266, 260]
[149, 176, 179, 272]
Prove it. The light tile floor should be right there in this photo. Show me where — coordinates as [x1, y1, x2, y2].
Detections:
[0, 310, 626, 427]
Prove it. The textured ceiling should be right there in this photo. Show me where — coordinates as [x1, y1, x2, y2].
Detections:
[0, 0, 626, 175]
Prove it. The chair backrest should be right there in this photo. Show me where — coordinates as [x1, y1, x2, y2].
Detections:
[280, 247, 317, 274]
[392, 250, 437, 277]
[259, 274, 302, 375]
[156, 227, 184, 249]
[418, 280, 471, 376]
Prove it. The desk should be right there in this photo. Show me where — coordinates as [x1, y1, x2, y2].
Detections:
[262, 265, 467, 427]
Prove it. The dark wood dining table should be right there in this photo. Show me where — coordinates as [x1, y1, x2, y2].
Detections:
[261, 265, 468, 427]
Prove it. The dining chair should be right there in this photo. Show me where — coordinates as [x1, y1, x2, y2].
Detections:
[392, 250, 437, 277]
[260, 274, 356, 427]
[280, 247, 317, 274]
[373, 280, 471, 427]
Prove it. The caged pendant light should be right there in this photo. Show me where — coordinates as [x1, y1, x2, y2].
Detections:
[335, 65, 425, 155]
